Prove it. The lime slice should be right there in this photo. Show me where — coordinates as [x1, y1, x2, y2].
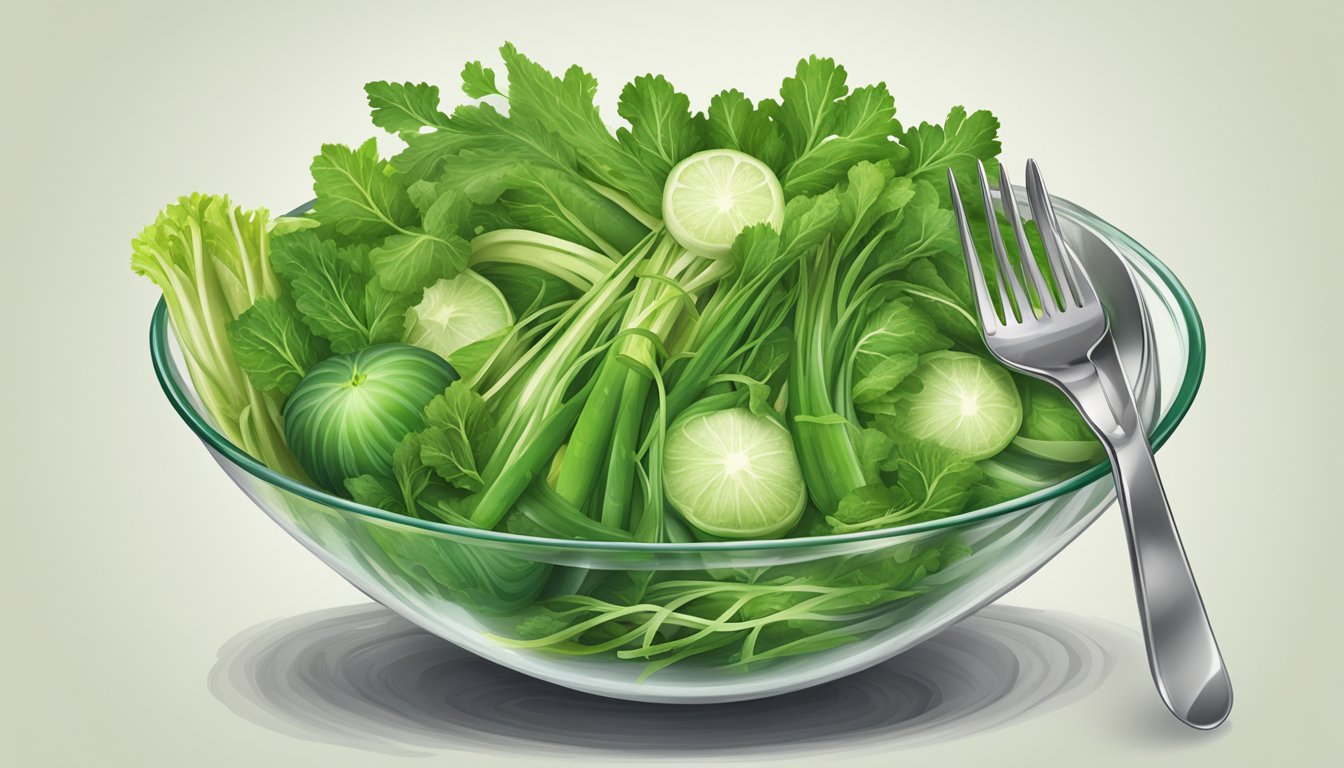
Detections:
[663, 407, 806, 539]
[403, 270, 513, 362]
[662, 149, 785, 258]
[899, 351, 1023, 460]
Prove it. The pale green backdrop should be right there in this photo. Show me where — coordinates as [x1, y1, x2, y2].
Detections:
[2, 0, 1340, 765]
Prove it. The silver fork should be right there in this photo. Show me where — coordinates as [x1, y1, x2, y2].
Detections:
[948, 160, 1232, 729]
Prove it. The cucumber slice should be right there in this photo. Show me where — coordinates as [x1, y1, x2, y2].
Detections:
[403, 270, 513, 362]
[662, 149, 785, 258]
[899, 351, 1022, 460]
[663, 407, 806, 539]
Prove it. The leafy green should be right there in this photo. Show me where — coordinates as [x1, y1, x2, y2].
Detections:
[393, 100, 648, 255]
[391, 432, 439, 514]
[851, 354, 920, 411]
[872, 180, 958, 266]
[1019, 377, 1094, 442]
[889, 436, 982, 517]
[901, 106, 1001, 197]
[848, 298, 950, 414]
[420, 381, 496, 491]
[1012, 378, 1105, 464]
[367, 230, 470, 292]
[460, 61, 502, 98]
[706, 89, 786, 172]
[269, 230, 414, 353]
[346, 472, 404, 513]
[498, 43, 663, 216]
[827, 436, 981, 533]
[850, 298, 950, 380]
[480, 165, 648, 254]
[615, 74, 707, 180]
[499, 535, 967, 676]
[832, 484, 912, 527]
[365, 522, 551, 615]
[311, 138, 418, 238]
[130, 46, 1133, 680]
[226, 296, 329, 394]
[130, 195, 308, 480]
[774, 57, 905, 196]
[365, 81, 451, 134]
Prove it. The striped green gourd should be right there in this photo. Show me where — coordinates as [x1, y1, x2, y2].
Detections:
[284, 344, 457, 494]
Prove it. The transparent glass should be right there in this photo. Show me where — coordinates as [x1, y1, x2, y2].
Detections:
[148, 197, 1204, 703]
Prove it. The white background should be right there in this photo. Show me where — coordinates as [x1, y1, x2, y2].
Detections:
[3, 0, 1340, 764]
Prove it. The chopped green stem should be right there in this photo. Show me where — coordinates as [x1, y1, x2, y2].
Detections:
[469, 377, 596, 528]
[550, 232, 697, 519]
[600, 372, 650, 529]
[789, 248, 867, 513]
[553, 357, 628, 507]
[514, 483, 635, 541]
[470, 229, 613, 289]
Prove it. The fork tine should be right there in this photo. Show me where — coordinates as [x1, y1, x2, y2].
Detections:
[999, 165, 1054, 317]
[1058, 230, 1101, 307]
[948, 169, 998, 335]
[1025, 159, 1084, 309]
[977, 160, 1030, 323]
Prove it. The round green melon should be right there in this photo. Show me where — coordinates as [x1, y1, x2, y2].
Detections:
[284, 344, 457, 494]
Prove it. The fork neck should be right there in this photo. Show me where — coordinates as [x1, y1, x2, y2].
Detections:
[1051, 342, 1143, 444]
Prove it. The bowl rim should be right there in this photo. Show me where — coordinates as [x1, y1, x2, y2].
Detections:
[148, 196, 1205, 553]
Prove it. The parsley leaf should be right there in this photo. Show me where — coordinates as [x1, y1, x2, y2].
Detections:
[784, 85, 905, 197]
[831, 162, 916, 254]
[779, 189, 841, 258]
[775, 55, 850, 161]
[365, 81, 451, 134]
[872, 180, 958, 267]
[363, 278, 417, 345]
[707, 89, 786, 173]
[346, 473, 405, 513]
[367, 229, 470, 293]
[498, 43, 662, 216]
[901, 106, 1001, 193]
[475, 164, 648, 254]
[772, 57, 905, 196]
[395, 101, 578, 188]
[311, 138, 417, 239]
[889, 436, 982, 517]
[831, 484, 913, 527]
[615, 74, 707, 181]
[826, 437, 981, 533]
[226, 296, 330, 394]
[270, 231, 413, 353]
[460, 61, 503, 98]
[419, 381, 496, 491]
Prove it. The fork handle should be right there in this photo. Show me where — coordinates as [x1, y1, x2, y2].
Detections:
[1063, 348, 1232, 729]
[1107, 428, 1233, 729]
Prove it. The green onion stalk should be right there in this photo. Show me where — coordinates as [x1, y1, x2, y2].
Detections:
[787, 212, 908, 513]
[552, 232, 711, 538]
[466, 235, 656, 530]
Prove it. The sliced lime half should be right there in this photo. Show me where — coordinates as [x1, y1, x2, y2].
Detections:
[899, 351, 1023, 460]
[662, 149, 785, 258]
[663, 407, 806, 539]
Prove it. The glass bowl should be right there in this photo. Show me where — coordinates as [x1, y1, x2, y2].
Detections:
[148, 196, 1203, 704]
